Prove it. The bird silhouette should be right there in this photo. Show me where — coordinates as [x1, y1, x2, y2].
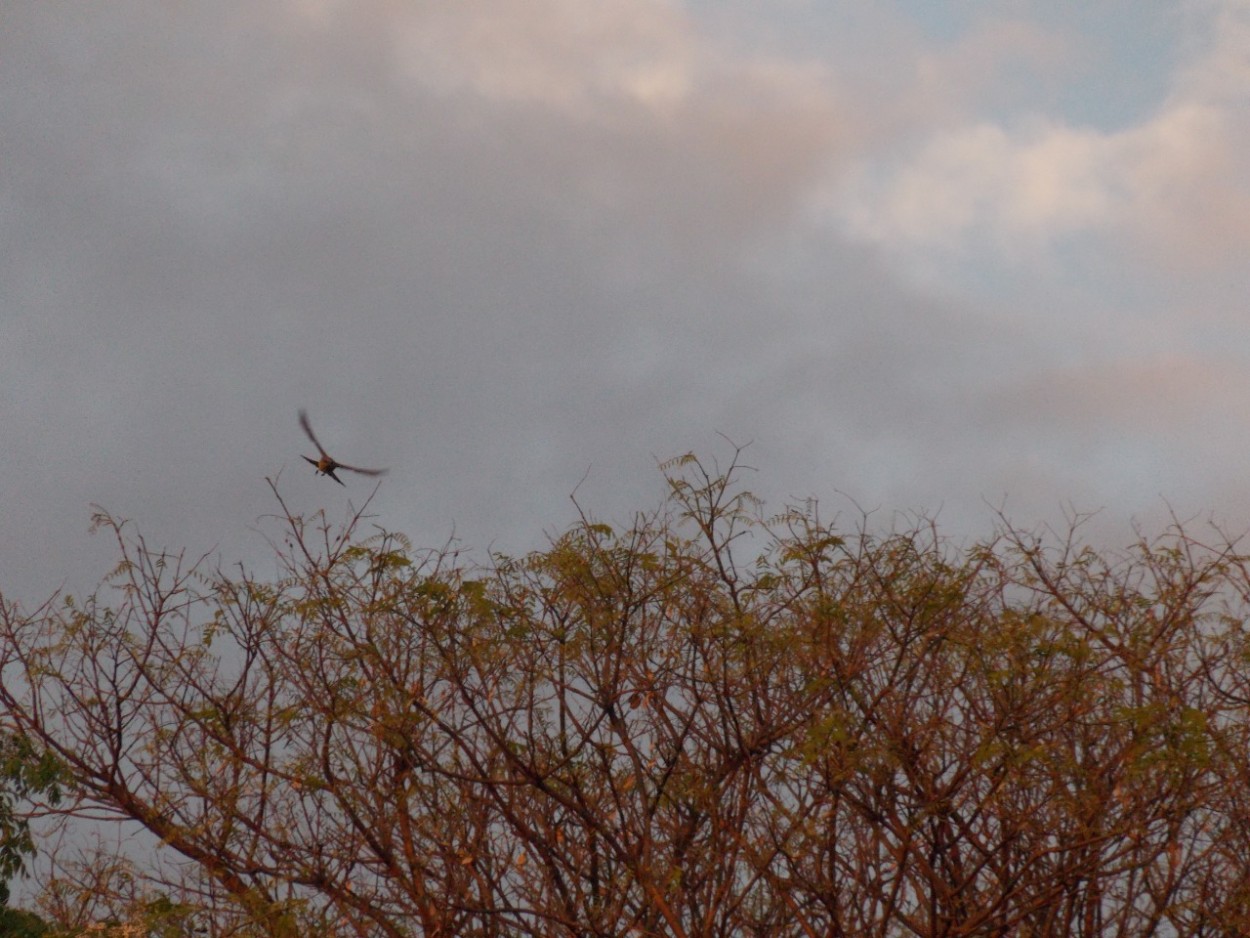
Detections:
[299, 410, 388, 486]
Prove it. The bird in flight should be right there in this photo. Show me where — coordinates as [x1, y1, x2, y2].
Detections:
[299, 409, 388, 486]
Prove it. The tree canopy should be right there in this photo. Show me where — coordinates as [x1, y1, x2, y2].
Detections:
[2, 454, 1250, 936]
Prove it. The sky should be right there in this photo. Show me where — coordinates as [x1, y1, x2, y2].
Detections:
[4, 0, 1250, 606]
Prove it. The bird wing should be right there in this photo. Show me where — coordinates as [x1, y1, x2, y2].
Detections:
[335, 463, 388, 477]
[298, 410, 331, 459]
[300, 410, 387, 479]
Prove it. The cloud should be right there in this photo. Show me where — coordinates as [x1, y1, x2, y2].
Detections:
[0, 0, 861, 604]
[383, 0, 849, 236]
[838, 118, 1115, 250]
[3, 0, 1249, 619]
[833, 0, 1250, 271]
[387, 0, 698, 112]
[979, 354, 1244, 438]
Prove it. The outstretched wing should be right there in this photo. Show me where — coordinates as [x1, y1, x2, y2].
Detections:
[298, 410, 330, 459]
[299, 409, 387, 479]
[335, 463, 388, 477]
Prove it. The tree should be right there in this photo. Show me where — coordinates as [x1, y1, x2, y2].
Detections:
[2, 453, 1250, 936]
[0, 905, 49, 937]
[0, 728, 63, 910]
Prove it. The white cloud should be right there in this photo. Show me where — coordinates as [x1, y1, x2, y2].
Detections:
[838, 119, 1115, 249]
[833, 0, 1250, 269]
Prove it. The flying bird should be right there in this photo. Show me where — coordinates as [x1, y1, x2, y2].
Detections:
[299, 409, 388, 486]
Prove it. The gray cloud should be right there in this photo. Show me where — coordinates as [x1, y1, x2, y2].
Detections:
[3, 2, 1247, 609]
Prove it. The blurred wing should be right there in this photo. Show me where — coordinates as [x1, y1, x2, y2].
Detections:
[298, 409, 330, 458]
[337, 464, 388, 477]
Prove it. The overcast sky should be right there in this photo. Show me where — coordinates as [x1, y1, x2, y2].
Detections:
[4, 0, 1250, 605]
